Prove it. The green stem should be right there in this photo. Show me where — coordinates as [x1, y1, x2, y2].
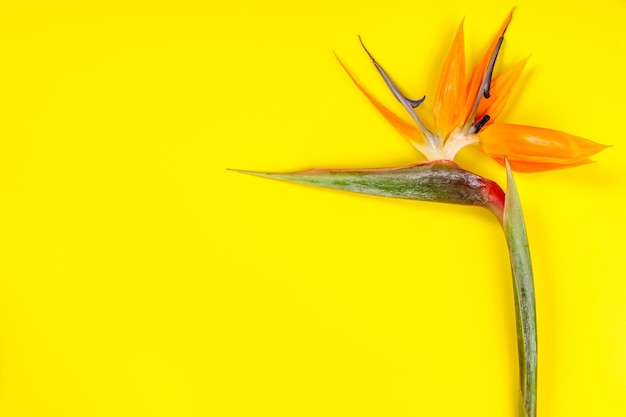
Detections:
[231, 159, 537, 416]
[502, 160, 537, 417]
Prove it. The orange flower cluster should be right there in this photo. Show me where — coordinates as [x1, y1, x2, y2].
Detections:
[339, 10, 607, 172]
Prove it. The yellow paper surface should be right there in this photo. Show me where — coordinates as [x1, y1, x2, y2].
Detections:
[0, 1, 624, 416]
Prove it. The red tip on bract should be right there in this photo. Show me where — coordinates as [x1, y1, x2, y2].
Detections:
[484, 177, 505, 222]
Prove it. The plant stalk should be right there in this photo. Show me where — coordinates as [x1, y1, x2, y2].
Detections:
[502, 160, 537, 417]
[231, 159, 537, 417]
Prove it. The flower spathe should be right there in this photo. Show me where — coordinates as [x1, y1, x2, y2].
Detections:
[339, 10, 608, 172]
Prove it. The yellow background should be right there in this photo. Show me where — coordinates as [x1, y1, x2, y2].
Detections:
[0, 1, 624, 416]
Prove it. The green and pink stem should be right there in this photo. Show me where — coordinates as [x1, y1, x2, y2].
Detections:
[231, 159, 537, 417]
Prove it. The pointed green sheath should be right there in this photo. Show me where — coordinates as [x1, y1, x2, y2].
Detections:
[503, 159, 537, 417]
[231, 161, 505, 218]
[232, 159, 537, 417]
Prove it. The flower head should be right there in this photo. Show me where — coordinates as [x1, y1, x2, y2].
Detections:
[337, 10, 608, 172]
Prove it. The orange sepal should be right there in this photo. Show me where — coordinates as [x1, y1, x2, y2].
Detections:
[463, 9, 514, 122]
[476, 56, 529, 125]
[494, 158, 594, 172]
[335, 54, 423, 145]
[479, 123, 609, 171]
[433, 20, 466, 137]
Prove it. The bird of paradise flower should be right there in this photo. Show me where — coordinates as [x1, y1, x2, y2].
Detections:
[338, 11, 606, 172]
[231, 9, 607, 417]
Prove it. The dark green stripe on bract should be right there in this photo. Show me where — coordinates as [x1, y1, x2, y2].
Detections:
[231, 161, 497, 208]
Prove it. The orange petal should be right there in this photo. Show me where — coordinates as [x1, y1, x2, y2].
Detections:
[493, 158, 594, 172]
[464, 9, 515, 123]
[476, 57, 529, 125]
[479, 123, 609, 171]
[335, 54, 424, 145]
[433, 20, 466, 137]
